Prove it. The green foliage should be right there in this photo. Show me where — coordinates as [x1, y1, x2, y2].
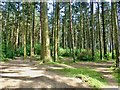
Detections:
[58, 47, 71, 57]
[6, 48, 15, 58]
[26, 45, 30, 56]
[104, 53, 113, 60]
[77, 49, 113, 61]
[15, 45, 30, 57]
[0, 53, 6, 61]
[16, 47, 24, 56]
[2, 43, 41, 59]
[51, 67, 107, 88]
[77, 49, 93, 61]
[2, 44, 15, 59]
[34, 43, 41, 55]
[58, 48, 66, 56]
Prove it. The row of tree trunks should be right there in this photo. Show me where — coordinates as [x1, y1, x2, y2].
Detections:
[1, 2, 119, 67]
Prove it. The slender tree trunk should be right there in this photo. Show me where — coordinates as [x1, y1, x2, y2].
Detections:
[102, 2, 107, 58]
[15, 3, 20, 52]
[111, 2, 115, 59]
[69, 0, 75, 62]
[112, 2, 119, 67]
[51, 18, 54, 57]
[90, 2, 94, 60]
[51, 1, 55, 57]
[98, 2, 102, 60]
[62, 17, 65, 49]
[22, 3, 27, 60]
[54, 2, 59, 62]
[83, 13, 86, 49]
[30, 3, 35, 59]
[79, 12, 82, 52]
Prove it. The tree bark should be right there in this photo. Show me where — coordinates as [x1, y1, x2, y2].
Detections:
[54, 2, 60, 62]
[90, 2, 94, 60]
[30, 3, 35, 59]
[112, 2, 119, 67]
[102, 2, 107, 58]
[69, 0, 75, 62]
[98, 2, 102, 60]
[40, 2, 52, 63]
[111, 2, 115, 59]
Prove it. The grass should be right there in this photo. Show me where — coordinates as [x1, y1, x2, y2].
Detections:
[50, 67, 108, 88]
[111, 67, 120, 86]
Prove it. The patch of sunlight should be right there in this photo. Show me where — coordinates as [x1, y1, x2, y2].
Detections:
[94, 67, 109, 71]
[93, 68, 112, 73]
[101, 70, 112, 73]
[0, 68, 45, 78]
[54, 63, 75, 69]
[47, 66, 64, 69]
[19, 70, 45, 77]
[0, 62, 6, 64]
[0, 78, 22, 89]
[47, 85, 52, 88]
[23, 80, 33, 83]
[0, 73, 26, 77]
[103, 74, 113, 79]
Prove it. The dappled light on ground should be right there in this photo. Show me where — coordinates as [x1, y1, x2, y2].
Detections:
[0, 57, 118, 89]
[0, 58, 86, 89]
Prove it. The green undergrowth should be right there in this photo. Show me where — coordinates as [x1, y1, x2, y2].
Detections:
[111, 67, 120, 86]
[50, 67, 108, 88]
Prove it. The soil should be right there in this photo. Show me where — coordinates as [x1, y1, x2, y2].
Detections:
[0, 57, 118, 89]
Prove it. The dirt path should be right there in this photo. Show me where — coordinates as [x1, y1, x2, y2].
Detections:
[0, 58, 87, 89]
[0, 57, 118, 89]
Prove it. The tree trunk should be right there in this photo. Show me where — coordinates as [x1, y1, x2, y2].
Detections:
[62, 17, 65, 49]
[102, 2, 107, 58]
[69, 0, 75, 62]
[98, 2, 102, 60]
[90, 2, 94, 60]
[83, 13, 86, 49]
[112, 2, 119, 67]
[111, 2, 115, 59]
[30, 3, 35, 59]
[54, 2, 59, 62]
[40, 2, 52, 63]
[22, 3, 27, 60]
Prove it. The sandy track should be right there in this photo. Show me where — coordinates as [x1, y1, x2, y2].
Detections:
[0, 58, 87, 89]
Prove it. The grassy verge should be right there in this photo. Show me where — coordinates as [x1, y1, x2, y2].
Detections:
[112, 67, 120, 86]
[50, 67, 107, 88]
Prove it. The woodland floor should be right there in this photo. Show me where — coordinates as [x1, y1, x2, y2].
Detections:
[0, 57, 118, 89]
